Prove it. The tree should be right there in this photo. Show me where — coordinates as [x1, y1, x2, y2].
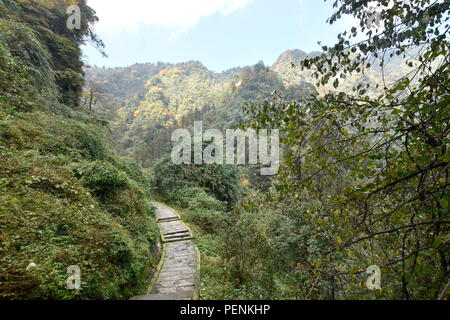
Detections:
[244, 0, 449, 299]
[2, 0, 105, 108]
[154, 142, 242, 208]
[82, 81, 108, 112]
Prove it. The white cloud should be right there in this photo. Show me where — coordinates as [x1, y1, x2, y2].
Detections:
[88, 0, 253, 33]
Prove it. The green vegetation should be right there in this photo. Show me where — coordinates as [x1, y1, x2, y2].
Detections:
[1, 0, 448, 301]
[0, 0, 159, 299]
[87, 59, 316, 166]
[154, 152, 241, 207]
[88, 0, 448, 300]
[241, 0, 450, 299]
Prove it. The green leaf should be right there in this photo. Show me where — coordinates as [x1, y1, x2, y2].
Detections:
[333, 79, 339, 88]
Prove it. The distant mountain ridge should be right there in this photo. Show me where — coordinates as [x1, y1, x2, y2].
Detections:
[84, 49, 323, 104]
[85, 48, 408, 165]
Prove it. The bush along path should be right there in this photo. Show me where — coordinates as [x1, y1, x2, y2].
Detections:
[132, 202, 200, 300]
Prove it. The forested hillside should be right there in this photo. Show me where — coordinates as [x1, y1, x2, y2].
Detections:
[86, 46, 413, 168]
[84, 55, 312, 166]
[85, 0, 448, 301]
[0, 0, 159, 299]
[85, 62, 170, 105]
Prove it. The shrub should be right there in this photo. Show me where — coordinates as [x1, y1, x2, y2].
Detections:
[170, 187, 227, 234]
[172, 187, 226, 212]
[76, 161, 128, 198]
[108, 156, 153, 190]
[219, 210, 276, 295]
[186, 210, 227, 235]
[154, 156, 242, 208]
[77, 133, 107, 161]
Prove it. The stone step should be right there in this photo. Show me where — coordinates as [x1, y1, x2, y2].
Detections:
[157, 217, 180, 223]
[131, 292, 193, 300]
[163, 233, 190, 240]
[164, 234, 191, 240]
[164, 230, 190, 236]
[163, 236, 192, 243]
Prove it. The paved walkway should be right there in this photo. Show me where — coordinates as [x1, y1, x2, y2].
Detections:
[131, 202, 199, 300]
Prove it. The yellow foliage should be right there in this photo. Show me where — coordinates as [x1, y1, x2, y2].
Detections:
[159, 67, 182, 75]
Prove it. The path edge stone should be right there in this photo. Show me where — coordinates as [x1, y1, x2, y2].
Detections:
[147, 239, 167, 294]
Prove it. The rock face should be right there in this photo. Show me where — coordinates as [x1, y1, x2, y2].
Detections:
[131, 202, 200, 300]
[275, 49, 309, 65]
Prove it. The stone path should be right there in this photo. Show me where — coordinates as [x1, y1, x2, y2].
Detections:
[131, 202, 200, 300]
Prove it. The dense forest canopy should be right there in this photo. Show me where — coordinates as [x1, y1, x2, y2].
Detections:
[85, 48, 406, 167]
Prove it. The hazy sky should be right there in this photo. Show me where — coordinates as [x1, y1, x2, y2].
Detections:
[83, 0, 354, 71]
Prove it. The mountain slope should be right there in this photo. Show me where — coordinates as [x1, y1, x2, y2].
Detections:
[89, 58, 315, 165]
[0, 0, 159, 299]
